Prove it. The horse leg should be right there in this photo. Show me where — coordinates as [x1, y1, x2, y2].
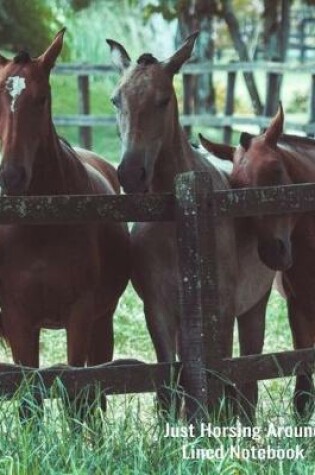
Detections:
[65, 293, 94, 424]
[144, 302, 180, 417]
[4, 313, 42, 421]
[86, 305, 116, 413]
[287, 297, 315, 419]
[236, 289, 271, 423]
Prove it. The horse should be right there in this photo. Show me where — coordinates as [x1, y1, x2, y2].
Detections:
[200, 105, 315, 418]
[0, 29, 130, 411]
[107, 33, 274, 421]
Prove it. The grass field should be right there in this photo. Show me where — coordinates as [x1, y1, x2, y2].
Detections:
[0, 288, 313, 474]
[0, 73, 313, 474]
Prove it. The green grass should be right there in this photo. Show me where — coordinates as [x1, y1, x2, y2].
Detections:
[51, 74, 120, 163]
[0, 289, 313, 474]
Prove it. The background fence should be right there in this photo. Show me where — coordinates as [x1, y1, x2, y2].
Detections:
[53, 61, 315, 150]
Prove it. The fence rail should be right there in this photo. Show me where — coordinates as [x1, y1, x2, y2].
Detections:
[53, 60, 315, 148]
[1, 174, 315, 421]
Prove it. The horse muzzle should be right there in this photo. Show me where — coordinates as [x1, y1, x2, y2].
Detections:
[0, 164, 28, 195]
[118, 154, 148, 193]
[258, 238, 293, 271]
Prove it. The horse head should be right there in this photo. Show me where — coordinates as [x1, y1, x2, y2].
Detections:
[0, 29, 65, 195]
[200, 105, 295, 271]
[107, 32, 199, 193]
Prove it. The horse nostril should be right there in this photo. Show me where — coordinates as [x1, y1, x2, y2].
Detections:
[117, 165, 122, 182]
[275, 239, 286, 256]
[2, 165, 26, 193]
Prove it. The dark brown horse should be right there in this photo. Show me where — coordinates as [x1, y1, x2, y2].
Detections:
[107, 33, 274, 420]
[0, 30, 129, 378]
[200, 106, 315, 417]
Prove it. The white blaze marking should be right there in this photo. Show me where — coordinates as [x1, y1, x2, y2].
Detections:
[6, 76, 26, 112]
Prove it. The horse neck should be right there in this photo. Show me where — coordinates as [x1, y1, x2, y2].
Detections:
[279, 142, 315, 184]
[28, 124, 89, 195]
[150, 106, 197, 193]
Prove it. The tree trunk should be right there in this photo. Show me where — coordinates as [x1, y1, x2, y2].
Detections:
[263, 0, 290, 61]
[263, 0, 291, 115]
[220, 0, 263, 116]
[176, 0, 216, 135]
[195, 12, 216, 114]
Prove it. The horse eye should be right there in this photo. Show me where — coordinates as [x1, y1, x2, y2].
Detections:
[111, 95, 120, 108]
[157, 97, 170, 108]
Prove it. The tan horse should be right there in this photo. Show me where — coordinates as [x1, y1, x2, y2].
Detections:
[107, 33, 274, 420]
[201, 106, 315, 418]
[0, 30, 130, 378]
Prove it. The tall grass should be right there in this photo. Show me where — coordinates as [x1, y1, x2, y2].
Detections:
[0, 380, 314, 474]
[0, 278, 312, 473]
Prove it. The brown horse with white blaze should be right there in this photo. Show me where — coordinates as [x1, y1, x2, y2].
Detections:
[107, 33, 274, 420]
[200, 105, 315, 418]
[0, 30, 129, 376]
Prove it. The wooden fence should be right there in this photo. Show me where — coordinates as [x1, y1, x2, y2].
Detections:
[53, 61, 315, 149]
[0, 173, 315, 421]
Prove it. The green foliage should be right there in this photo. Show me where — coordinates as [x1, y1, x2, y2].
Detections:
[141, 0, 178, 21]
[0, 0, 62, 55]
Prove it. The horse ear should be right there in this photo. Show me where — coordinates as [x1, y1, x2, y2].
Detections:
[39, 28, 66, 72]
[106, 39, 131, 73]
[239, 132, 254, 151]
[163, 31, 199, 76]
[0, 54, 8, 66]
[265, 103, 284, 147]
[199, 133, 235, 161]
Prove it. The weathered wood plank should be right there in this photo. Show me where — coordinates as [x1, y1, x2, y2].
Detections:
[223, 70, 236, 144]
[176, 172, 230, 420]
[54, 64, 115, 75]
[53, 61, 315, 76]
[213, 183, 315, 218]
[53, 113, 312, 134]
[1, 183, 315, 224]
[182, 61, 315, 75]
[0, 361, 182, 398]
[53, 115, 116, 126]
[308, 74, 315, 137]
[216, 348, 315, 383]
[78, 75, 92, 148]
[0, 194, 174, 224]
[264, 70, 283, 119]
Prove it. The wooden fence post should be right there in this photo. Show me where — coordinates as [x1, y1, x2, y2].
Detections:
[264, 66, 283, 121]
[223, 70, 236, 144]
[175, 171, 227, 422]
[183, 74, 195, 138]
[308, 74, 315, 138]
[78, 75, 92, 149]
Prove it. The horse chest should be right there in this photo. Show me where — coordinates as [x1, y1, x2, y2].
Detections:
[0, 225, 100, 300]
[131, 222, 178, 301]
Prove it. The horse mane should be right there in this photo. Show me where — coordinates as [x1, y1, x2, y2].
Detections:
[59, 136, 74, 151]
[280, 134, 315, 148]
[13, 51, 31, 64]
[137, 53, 158, 66]
[58, 136, 81, 162]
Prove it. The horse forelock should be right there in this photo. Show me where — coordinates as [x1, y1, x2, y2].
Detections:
[136, 53, 158, 66]
[13, 51, 32, 64]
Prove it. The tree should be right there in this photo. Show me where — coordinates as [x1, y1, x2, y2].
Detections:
[219, 0, 263, 115]
[142, 0, 217, 134]
[0, 0, 62, 55]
